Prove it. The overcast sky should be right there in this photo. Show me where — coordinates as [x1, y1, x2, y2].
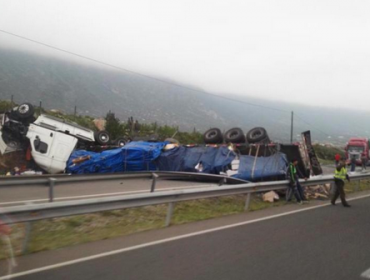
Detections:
[0, 0, 370, 110]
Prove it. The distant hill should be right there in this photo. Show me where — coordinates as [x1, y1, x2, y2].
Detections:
[0, 47, 369, 144]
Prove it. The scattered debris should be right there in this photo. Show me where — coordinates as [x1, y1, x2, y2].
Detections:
[305, 184, 331, 199]
[93, 118, 106, 131]
[262, 191, 280, 203]
[72, 155, 91, 165]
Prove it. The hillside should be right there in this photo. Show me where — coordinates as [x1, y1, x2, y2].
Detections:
[0, 47, 369, 144]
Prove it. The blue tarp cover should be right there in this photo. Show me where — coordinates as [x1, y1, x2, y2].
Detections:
[156, 146, 235, 174]
[67, 141, 167, 174]
[232, 152, 288, 181]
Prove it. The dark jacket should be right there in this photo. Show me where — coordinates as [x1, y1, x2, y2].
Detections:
[287, 163, 304, 187]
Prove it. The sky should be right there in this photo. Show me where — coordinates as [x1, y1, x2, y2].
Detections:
[0, 0, 370, 110]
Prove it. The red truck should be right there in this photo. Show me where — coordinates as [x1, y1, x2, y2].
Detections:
[345, 138, 369, 165]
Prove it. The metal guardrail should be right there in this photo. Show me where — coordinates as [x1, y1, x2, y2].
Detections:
[2, 172, 370, 225]
[0, 171, 247, 203]
[0, 171, 247, 187]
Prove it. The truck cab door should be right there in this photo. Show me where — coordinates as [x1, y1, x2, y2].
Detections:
[27, 124, 77, 174]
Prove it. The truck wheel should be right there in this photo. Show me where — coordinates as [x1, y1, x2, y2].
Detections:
[115, 138, 126, 147]
[15, 103, 35, 119]
[95, 131, 110, 145]
[224, 128, 245, 143]
[1, 133, 21, 149]
[203, 128, 223, 144]
[246, 127, 268, 143]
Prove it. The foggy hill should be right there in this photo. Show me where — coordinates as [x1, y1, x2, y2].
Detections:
[0, 48, 368, 144]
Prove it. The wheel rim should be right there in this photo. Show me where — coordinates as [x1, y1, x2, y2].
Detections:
[252, 131, 262, 138]
[18, 105, 29, 114]
[100, 134, 108, 142]
[230, 132, 238, 138]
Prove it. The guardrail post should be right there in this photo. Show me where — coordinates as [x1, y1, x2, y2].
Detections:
[151, 173, 158, 192]
[48, 178, 56, 202]
[165, 202, 175, 227]
[244, 193, 251, 211]
[22, 221, 32, 254]
[218, 177, 226, 186]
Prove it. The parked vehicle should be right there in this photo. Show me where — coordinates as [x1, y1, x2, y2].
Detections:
[0, 103, 126, 174]
[344, 137, 369, 165]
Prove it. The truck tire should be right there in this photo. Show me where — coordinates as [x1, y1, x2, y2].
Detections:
[246, 127, 269, 143]
[15, 103, 35, 119]
[224, 128, 245, 144]
[95, 131, 110, 145]
[115, 138, 126, 147]
[203, 128, 223, 144]
[164, 138, 179, 144]
[1, 133, 21, 149]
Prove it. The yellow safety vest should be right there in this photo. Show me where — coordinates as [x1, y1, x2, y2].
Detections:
[334, 167, 347, 180]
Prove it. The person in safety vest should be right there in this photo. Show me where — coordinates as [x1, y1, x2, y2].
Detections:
[286, 159, 307, 204]
[332, 160, 351, 207]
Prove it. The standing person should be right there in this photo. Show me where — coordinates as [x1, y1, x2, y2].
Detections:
[350, 155, 356, 172]
[331, 160, 351, 207]
[361, 155, 367, 171]
[335, 153, 341, 166]
[286, 159, 308, 204]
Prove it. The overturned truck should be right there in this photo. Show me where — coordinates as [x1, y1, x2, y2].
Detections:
[0, 103, 124, 173]
[0, 103, 322, 180]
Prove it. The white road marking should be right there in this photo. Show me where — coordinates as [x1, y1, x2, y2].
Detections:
[0, 184, 217, 206]
[361, 268, 370, 278]
[3, 193, 370, 280]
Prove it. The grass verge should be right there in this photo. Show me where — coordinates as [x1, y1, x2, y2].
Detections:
[1, 194, 286, 258]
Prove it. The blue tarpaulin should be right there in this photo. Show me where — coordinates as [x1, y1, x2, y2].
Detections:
[156, 146, 235, 174]
[232, 152, 288, 181]
[67, 141, 167, 174]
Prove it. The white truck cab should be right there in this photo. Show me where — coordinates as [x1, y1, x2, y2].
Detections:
[27, 124, 78, 174]
[34, 115, 95, 143]
[0, 103, 114, 174]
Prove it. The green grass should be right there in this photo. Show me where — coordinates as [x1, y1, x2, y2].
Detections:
[0, 194, 287, 257]
[345, 179, 370, 193]
[318, 158, 334, 165]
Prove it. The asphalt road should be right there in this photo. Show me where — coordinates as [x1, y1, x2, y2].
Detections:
[12, 195, 370, 280]
[0, 179, 218, 206]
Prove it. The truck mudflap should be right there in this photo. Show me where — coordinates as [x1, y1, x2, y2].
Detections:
[0, 132, 22, 154]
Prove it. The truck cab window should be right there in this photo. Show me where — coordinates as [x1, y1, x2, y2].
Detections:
[34, 137, 48, 154]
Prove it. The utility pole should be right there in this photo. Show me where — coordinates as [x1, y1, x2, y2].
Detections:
[290, 111, 294, 143]
[39, 101, 42, 116]
[74, 106, 77, 116]
[10, 95, 13, 106]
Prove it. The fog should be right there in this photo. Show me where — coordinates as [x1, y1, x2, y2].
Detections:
[1, 0, 370, 110]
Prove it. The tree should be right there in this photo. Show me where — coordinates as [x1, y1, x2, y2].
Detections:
[105, 112, 124, 140]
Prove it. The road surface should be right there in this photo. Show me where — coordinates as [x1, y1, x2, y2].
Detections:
[6, 194, 370, 280]
[0, 179, 218, 206]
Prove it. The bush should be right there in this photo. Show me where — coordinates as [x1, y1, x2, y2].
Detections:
[313, 144, 345, 160]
